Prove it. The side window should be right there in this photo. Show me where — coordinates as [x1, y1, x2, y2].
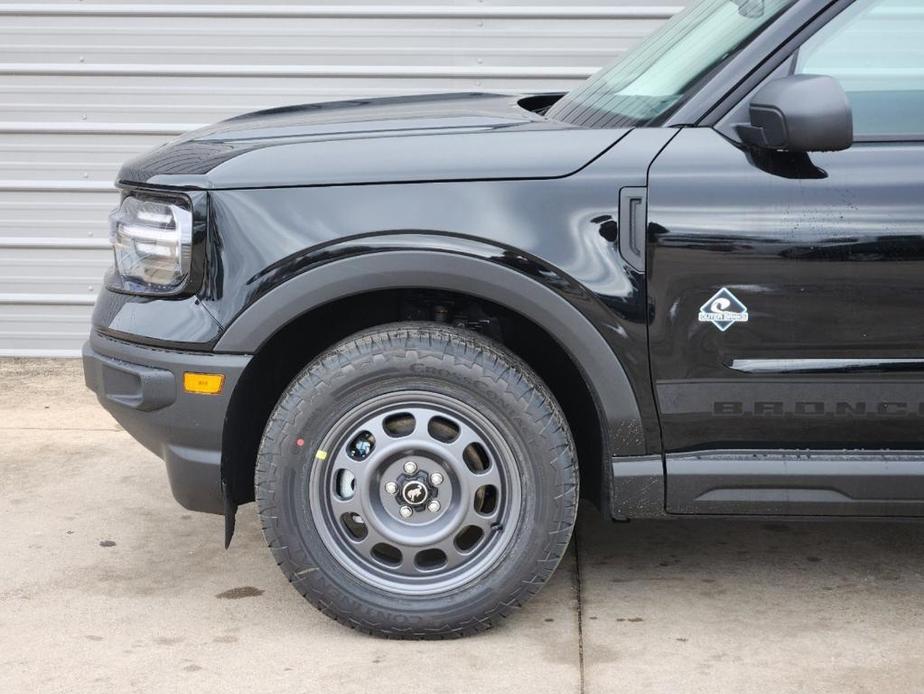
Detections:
[796, 0, 924, 139]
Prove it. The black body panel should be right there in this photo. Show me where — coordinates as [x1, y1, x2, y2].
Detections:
[118, 92, 627, 190]
[94, 129, 679, 463]
[647, 126, 924, 517]
[84, 0, 924, 525]
[91, 281, 224, 348]
[648, 128, 924, 453]
[216, 249, 646, 457]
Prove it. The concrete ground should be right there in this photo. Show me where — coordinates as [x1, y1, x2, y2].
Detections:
[2, 360, 923, 693]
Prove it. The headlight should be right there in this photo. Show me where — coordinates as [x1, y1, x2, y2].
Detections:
[109, 193, 193, 294]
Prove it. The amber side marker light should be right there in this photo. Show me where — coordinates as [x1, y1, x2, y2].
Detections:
[183, 372, 225, 395]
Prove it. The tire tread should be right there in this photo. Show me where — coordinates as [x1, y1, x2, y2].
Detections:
[255, 322, 578, 639]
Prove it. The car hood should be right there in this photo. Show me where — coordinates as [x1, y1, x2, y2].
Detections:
[118, 92, 629, 190]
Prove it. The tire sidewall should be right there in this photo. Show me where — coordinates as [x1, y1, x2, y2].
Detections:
[256, 324, 577, 634]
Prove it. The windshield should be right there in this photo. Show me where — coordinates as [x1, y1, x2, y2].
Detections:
[547, 0, 797, 128]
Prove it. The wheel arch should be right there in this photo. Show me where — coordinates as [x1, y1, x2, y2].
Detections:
[216, 250, 646, 513]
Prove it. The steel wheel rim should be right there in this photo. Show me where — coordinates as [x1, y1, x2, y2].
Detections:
[308, 390, 523, 595]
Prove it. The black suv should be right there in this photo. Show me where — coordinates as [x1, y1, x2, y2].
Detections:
[83, 0, 924, 637]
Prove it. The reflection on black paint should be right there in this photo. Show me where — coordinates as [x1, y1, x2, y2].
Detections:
[648, 127, 924, 452]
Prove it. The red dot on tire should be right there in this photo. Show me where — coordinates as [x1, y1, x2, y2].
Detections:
[296, 438, 305, 447]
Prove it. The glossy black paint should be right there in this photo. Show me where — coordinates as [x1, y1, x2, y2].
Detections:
[217, 250, 648, 459]
[648, 127, 924, 453]
[92, 284, 223, 347]
[87, 0, 924, 522]
[205, 128, 679, 458]
[118, 92, 624, 190]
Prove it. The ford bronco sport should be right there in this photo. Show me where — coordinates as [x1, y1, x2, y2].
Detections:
[83, 0, 924, 637]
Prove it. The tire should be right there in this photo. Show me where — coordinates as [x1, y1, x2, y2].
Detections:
[255, 322, 578, 638]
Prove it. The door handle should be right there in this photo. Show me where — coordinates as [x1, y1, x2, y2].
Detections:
[619, 187, 647, 273]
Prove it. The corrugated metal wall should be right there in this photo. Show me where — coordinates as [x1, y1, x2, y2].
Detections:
[0, 1, 682, 356]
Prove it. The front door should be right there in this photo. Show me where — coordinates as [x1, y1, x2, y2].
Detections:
[647, 0, 924, 515]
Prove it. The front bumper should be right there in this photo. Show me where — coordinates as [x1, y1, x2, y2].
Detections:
[82, 331, 251, 514]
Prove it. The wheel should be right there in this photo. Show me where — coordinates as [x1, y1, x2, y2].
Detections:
[255, 322, 578, 638]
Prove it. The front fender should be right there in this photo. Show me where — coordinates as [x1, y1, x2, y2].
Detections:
[215, 247, 646, 456]
[203, 129, 677, 456]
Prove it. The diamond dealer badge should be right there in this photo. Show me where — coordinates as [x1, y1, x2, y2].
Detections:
[698, 288, 748, 332]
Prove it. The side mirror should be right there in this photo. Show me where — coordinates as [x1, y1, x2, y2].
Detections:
[737, 74, 853, 152]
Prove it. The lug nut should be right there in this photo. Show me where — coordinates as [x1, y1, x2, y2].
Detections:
[384, 481, 398, 495]
[427, 500, 441, 513]
[430, 472, 444, 486]
[399, 505, 413, 519]
[403, 461, 418, 474]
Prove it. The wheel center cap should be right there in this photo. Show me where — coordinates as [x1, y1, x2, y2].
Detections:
[401, 480, 429, 506]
